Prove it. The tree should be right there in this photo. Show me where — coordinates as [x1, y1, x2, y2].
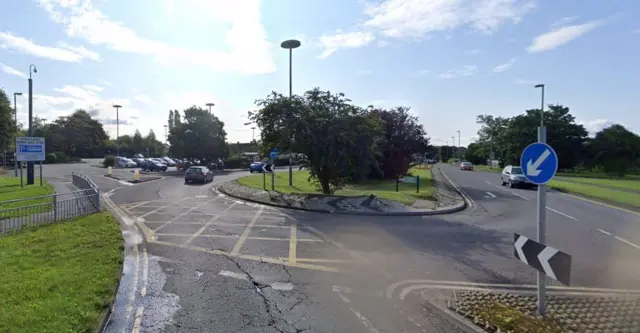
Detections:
[367, 106, 430, 179]
[464, 142, 486, 165]
[47, 109, 109, 158]
[168, 110, 174, 130]
[168, 106, 228, 162]
[0, 89, 17, 154]
[589, 124, 640, 176]
[251, 88, 381, 194]
[132, 130, 144, 153]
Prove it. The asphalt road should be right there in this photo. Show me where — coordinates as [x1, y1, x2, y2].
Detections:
[38, 162, 640, 332]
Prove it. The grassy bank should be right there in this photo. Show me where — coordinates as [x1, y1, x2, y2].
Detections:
[0, 176, 55, 218]
[237, 167, 435, 205]
[548, 180, 640, 209]
[0, 212, 123, 333]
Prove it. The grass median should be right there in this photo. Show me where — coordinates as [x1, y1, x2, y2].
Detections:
[0, 175, 55, 218]
[548, 180, 640, 209]
[237, 167, 435, 205]
[0, 211, 123, 333]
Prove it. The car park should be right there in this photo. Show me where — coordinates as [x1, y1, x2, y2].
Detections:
[161, 156, 177, 166]
[184, 166, 214, 184]
[501, 165, 536, 189]
[460, 162, 474, 171]
[116, 157, 137, 168]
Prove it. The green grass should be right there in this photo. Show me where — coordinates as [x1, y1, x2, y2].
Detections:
[469, 300, 566, 333]
[0, 211, 123, 333]
[237, 167, 435, 205]
[0, 176, 55, 218]
[548, 180, 640, 209]
[555, 177, 640, 192]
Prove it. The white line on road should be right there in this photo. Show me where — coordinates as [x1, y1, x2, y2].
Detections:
[614, 236, 640, 251]
[546, 207, 577, 220]
[597, 228, 612, 236]
[485, 181, 531, 200]
[485, 191, 496, 198]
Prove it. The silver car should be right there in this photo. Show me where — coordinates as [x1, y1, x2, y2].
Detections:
[500, 165, 536, 189]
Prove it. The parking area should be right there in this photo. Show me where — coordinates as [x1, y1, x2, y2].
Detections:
[118, 194, 363, 272]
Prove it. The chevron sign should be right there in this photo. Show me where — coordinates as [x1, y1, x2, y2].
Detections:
[514, 233, 572, 286]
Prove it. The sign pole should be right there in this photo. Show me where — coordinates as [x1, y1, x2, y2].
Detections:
[537, 126, 547, 316]
[27, 77, 34, 185]
[20, 163, 24, 188]
[271, 169, 275, 191]
[39, 161, 43, 186]
[263, 172, 266, 190]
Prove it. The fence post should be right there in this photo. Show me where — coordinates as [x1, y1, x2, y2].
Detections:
[96, 187, 101, 211]
[416, 175, 420, 193]
[396, 177, 399, 192]
[53, 194, 57, 221]
[263, 172, 266, 190]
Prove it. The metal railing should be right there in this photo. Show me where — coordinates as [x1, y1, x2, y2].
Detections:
[0, 172, 101, 234]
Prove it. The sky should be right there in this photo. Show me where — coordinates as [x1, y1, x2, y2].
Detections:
[1, 0, 639, 147]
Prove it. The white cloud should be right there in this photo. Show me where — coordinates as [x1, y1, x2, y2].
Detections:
[492, 58, 515, 73]
[0, 31, 101, 62]
[439, 65, 478, 79]
[318, 0, 535, 57]
[0, 62, 27, 78]
[318, 31, 375, 58]
[83, 84, 103, 92]
[551, 16, 578, 28]
[527, 20, 602, 53]
[36, 0, 275, 74]
[134, 94, 153, 104]
[101, 80, 112, 86]
[579, 119, 617, 136]
[464, 49, 480, 55]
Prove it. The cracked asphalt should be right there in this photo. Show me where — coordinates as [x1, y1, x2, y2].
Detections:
[41, 162, 640, 332]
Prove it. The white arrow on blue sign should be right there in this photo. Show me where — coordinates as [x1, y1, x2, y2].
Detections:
[520, 142, 558, 185]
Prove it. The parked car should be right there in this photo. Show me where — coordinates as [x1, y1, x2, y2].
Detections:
[140, 159, 167, 172]
[184, 166, 214, 184]
[161, 156, 177, 166]
[249, 162, 266, 173]
[501, 165, 535, 189]
[132, 158, 145, 167]
[116, 157, 137, 168]
[460, 162, 474, 171]
[177, 160, 192, 171]
[134, 153, 144, 158]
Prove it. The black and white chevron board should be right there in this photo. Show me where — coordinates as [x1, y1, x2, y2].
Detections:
[513, 233, 572, 286]
[262, 163, 273, 173]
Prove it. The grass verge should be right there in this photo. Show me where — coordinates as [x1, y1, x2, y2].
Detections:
[0, 176, 56, 218]
[0, 211, 123, 333]
[548, 180, 640, 209]
[555, 176, 640, 192]
[469, 300, 566, 333]
[237, 167, 435, 205]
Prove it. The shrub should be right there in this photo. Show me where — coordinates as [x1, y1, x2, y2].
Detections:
[46, 153, 58, 164]
[103, 155, 116, 167]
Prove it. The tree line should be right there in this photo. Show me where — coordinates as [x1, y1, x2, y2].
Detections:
[167, 107, 229, 165]
[465, 104, 640, 176]
[0, 88, 165, 163]
[250, 88, 431, 194]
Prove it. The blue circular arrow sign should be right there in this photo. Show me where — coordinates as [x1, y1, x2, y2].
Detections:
[520, 142, 558, 185]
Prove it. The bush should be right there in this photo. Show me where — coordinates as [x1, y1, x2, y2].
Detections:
[224, 157, 247, 169]
[103, 155, 116, 167]
[46, 153, 58, 164]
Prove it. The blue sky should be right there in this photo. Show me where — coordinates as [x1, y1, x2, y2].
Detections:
[1, 0, 638, 146]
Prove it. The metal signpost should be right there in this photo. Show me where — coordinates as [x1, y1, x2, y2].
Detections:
[15, 137, 45, 188]
[520, 136, 560, 316]
[269, 149, 279, 190]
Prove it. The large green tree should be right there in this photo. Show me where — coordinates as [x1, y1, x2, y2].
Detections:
[168, 106, 228, 162]
[367, 106, 430, 179]
[47, 110, 109, 158]
[251, 88, 381, 194]
[0, 89, 18, 154]
[589, 124, 640, 176]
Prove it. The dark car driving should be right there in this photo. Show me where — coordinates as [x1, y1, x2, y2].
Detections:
[184, 166, 214, 184]
[249, 162, 265, 173]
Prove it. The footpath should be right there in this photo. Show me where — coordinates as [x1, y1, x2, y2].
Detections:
[217, 167, 467, 216]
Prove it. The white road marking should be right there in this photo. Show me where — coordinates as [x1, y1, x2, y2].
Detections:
[538, 247, 559, 280]
[119, 180, 135, 186]
[546, 207, 577, 220]
[514, 235, 529, 265]
[597, 228, 612, 236]
[485, 180, 530, 200]
[614, 236, 640, 251]
[485, 191, 496, 198]
[349, 308, 381, 333]
[131, 306, 144, 333]
[196, 195, 208, 198]
[271, 282, 294, 291]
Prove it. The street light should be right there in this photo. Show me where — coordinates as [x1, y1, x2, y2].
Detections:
[26, 64, 37, 185]
[281, 39, 301, 186]
[13, 92, 22, 176]
[113, 104, 122, 157]
[457, 130, 461, 161]
[250, 127, 256, 142]
[206, 102, 215, 114]
[534, 84, 545, 129]
[163, 125, 168, 143]
[452, 136, 455, 162]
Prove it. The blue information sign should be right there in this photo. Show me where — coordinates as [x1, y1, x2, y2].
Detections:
[15, 137, 46, 162]
[520, 142, 558, 185]
[269, 148, 280, 159]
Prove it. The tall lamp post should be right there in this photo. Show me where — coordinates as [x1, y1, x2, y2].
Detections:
[281, 39, 301, 186]
[26, 65, 37, 185]
[533, 83, 547, 315]
[13, 92, 22, 176]
[163, 125, 168, 143]
[206, 102, 215, 114]
[451, 136, 455, 162]
[457, 130, 461, 161]
[113, 104, 122, 157]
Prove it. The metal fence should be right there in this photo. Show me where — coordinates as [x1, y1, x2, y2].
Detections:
[0, 172, 101, 234]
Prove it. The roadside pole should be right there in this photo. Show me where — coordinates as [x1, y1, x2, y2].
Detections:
[537, 126, 547, 315]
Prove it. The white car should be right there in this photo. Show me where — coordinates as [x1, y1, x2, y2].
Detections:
[117, 158, 137, 168]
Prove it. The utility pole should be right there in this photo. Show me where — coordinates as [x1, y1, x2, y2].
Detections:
[26, 65, 37, 185]
[113, 104, 122, 157]
[13, 92, 22, 176]
[457, 130, 461, 161]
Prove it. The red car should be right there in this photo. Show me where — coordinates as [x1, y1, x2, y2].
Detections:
[460, 162, 474, 171]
